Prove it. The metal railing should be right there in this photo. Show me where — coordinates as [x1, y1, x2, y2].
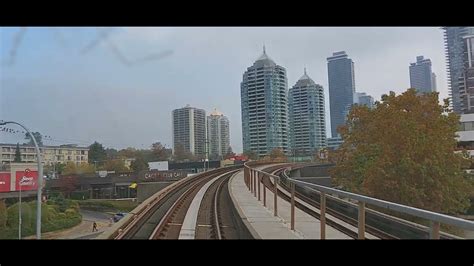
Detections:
[244, 162, 474, 239]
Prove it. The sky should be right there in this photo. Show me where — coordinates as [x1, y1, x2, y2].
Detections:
[0, 27, 448, 153]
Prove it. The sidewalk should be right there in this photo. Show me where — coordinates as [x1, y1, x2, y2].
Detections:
[229, 166, 352, 239]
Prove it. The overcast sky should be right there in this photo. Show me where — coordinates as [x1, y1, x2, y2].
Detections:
[0, 27, 448, 153]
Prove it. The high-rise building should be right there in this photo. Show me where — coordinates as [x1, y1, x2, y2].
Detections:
[172, 105, 206, 157]
[354, 92, 374, 109]
[409, 56, 436, 93]
[207, 108, 230, 160]
[241, 47, 289, 158]
[460, 34, 474, 113]
[431, 73, 437, 92]
[443, 27, 474, 113]
[327, 51, 355, 138]
[288, 69, 327, 157]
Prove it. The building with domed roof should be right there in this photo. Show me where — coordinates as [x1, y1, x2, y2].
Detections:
[240, 47, 289, 158]
[288, 68, 327, 156]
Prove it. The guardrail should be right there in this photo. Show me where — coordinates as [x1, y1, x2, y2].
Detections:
[244, 162, 474, 239]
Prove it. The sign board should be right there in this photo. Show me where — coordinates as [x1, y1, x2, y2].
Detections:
[98, 171, 108, 178]
[148, 161, 168, 171]
[0, 172, 11, 192]
[15, 169, 38, 191]
[140, 170, 187, 182]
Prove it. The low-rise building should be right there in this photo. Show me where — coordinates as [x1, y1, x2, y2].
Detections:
[0, 143, 89, 166]
[457, 113, 474, 156]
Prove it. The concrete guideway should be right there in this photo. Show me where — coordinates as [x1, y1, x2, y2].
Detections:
[229, 165, 352, 239]
[178, 171, 232, 239]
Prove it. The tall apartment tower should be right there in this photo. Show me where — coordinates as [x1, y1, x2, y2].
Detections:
[443, 27, 474, 113]
[460, 34, 474, 113]
[172, 105, 206, 157]
[241, 47, 289, 158]
[327, 51, 355, 138]
[288, 68, 327, 156]
[409, 56, 436, 93]
[207, 109, 230, 160]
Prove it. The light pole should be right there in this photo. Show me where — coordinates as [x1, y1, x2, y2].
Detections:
[19, 174, 22, 239]
[0, 120, 43, 239]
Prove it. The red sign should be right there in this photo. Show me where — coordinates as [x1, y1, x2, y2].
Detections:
[0, 172, 11, 192]
[15, 169, 38, 191]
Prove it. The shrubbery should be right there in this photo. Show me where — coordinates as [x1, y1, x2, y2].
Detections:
[0, 194, 82, 239]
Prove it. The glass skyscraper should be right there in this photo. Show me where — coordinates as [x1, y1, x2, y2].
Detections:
[409, 56, 436, 93]
[443, 27, 474, 113]
[327, 51, 355, 138]
[288, 69, 327, 157]
[241, 47, 288, 158]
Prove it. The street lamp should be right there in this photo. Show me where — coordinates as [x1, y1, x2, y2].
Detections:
[0, 120, 43, 239]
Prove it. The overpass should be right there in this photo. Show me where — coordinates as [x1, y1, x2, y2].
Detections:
[97, 162, 474, 239]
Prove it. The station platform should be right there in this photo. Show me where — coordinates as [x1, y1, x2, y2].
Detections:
[229, 165, 352, 239]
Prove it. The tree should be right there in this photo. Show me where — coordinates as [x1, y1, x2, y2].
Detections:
[151, 142, 171, 161]
[103, 159, 129, 173]
[76, 163, 95, 175]
[243, 150, 258, 160]
[268, 148, 287, 161]
[58, 175, 78, 198]
[88, 141, 107, 165]
[0, 200, 6, 229]
[62, 162, 78, 175]
[61, 162, 95, 175]
[130, 155, 148, 173]
[105, 148, 119, 160]
[330, 89, 472, 214]
[14, 143, 22, 162]
[118, 147, 137, 159]
[173, 143, 194, 162]
[24, 132, 43, 146]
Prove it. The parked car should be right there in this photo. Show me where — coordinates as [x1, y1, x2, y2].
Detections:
[113, 212, 126, 222]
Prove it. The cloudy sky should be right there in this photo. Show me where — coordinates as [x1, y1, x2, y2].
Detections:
[0, 27, 447, 153]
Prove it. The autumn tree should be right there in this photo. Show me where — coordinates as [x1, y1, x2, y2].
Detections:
[58, 175, 78, 198]
[130, 154, 148, 173]
[151, 142, 171, 161]
[103, 159, 129, 173]
[62, 162, 78, 175]
[173, 143, 194, 162]
[330, 89, 472, 214]
[243, 150, 258, 160]
[267, 148, 287, 161]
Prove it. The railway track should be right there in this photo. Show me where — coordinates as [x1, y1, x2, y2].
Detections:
[194, 170, 253, 239]
[113, 165, 254, 239]
[114, 166, 241, 239]
[261, 164, 457, 239]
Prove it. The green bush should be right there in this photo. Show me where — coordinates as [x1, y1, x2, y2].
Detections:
[0, 200, 7, 228]
[77, 199, 138, 212]
[0, 200, 82, 239]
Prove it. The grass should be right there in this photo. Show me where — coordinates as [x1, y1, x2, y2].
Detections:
[76, 199, 138, 213]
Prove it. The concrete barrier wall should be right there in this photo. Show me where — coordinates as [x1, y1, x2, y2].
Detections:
[289, 164, 334, 187]
[137, 182, 174, 203]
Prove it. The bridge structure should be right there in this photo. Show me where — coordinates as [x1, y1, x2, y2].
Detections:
[97, 162, 474, 239]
